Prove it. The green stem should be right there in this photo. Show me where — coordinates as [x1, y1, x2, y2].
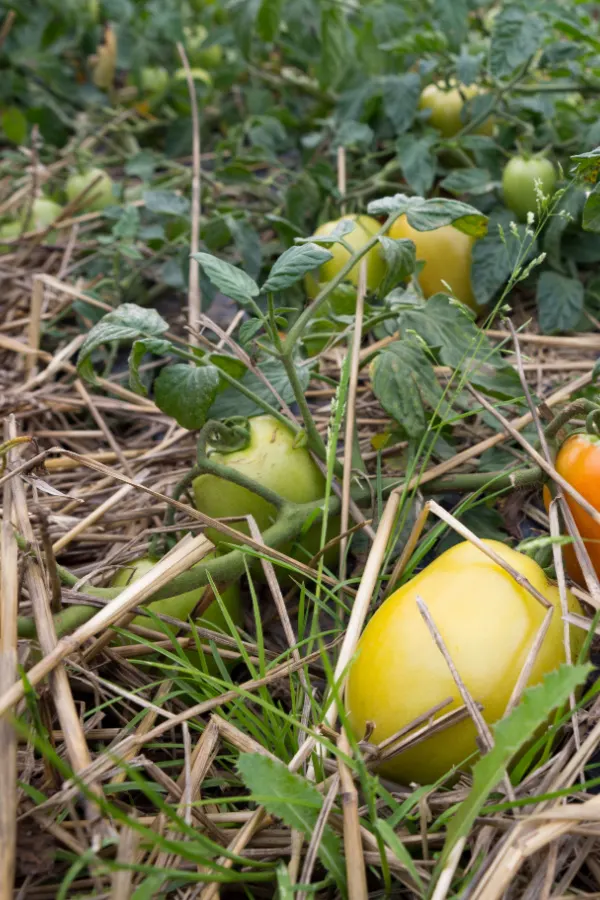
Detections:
[279, 352, 328, 460]
[545, 400, 600, 441]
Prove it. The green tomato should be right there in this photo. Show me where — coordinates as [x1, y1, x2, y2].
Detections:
[502, 156, 557, 222]
[20, 198, 63, 231]
[304, 214, 386, 302]
[139, 67, 170, 95]
[66, 167, 115, 212]
[111, 554, 243, 670]
[419, 82, 494, 138]
[192, 415, 338, 569]
[0, 220, 21, 252]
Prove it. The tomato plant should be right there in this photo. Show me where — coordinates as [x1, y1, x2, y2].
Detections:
[387, 215, 479, 310]
[304, 214, 386, 301]
[502, 156, 557, 222]
[419, 82, 493, 138]
[543, 432, 600, 587]
[66, 167, 115, 212]
[346, 539, 584, 784]
[111, 555, 242, 649]
[193, 415, 334, 564]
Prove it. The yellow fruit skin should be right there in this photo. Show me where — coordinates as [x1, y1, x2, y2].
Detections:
[304, 214, 386, 301]
[387, 215, 479, 311]
[419, 83, 494, 138]
[346, 540, 585, 785]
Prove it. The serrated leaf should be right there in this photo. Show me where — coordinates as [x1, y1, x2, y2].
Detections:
[77, 304, 169, 383]
[154, 364, 220, 430]
[489, 6, 546, 78]
[537, 271, 584, 335]
[129, 338, 173, 396]
[371, 338, 444, 438]
[441, 168, 495, 197]
[368, 194, 411, 217]
[396, 134, 436, 197]
[143, 190, 190, 217]
[256, 0, 283, 41]
[471, 209, 533, 306]
[238, 753, 346, 895]
[263, 243, 333, 293]
[437, 664, 592, 874]
[382, 73, 421, 135]
[208, 356, 311, 419]
[379, 236, 416, 295]
[404, 197, 488, 238]
[192, 252, 260, 306]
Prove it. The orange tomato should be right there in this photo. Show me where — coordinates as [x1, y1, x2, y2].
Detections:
[387, 216, 479, 311]
[543, 432, 600, 585]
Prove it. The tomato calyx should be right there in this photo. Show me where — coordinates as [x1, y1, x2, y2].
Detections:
[196, 417, 252, 458]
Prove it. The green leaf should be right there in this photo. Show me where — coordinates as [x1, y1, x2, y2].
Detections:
[154, 364, 220, 430]
[441, 168, 495, 197]
[490, 6, 546, 78]
[262, 243, 333, 293]
[376, 819, 425, 893]
[208, 357, 311, 419]
[379, 236, 417, 295]
[370, 338, 445, 439]
[225, 216, 263, 281]
[129, 338, 173, 396]
[77, 304, 169, 383]
[192, 252, 260, 306]
[237, 753, 346, 895]
[436, 664, 592, 875]
[318, 6, 349, 89]
[537, 271, 584, 335]
[256, 0, 283, 41]
[368, 194, 411, 217]
[571, 147, 600, 186]
[404, 197, 488, 238]
[433, 0, 469, 50]
[396, 134, 436, 197]
[143, 190, 190, 217]
[381, 74, 421, 135]
[1, 107, 28, 145]
[583, 184, 600, 233]
[471, 209, 533, 306]
[333, 120, 374, 151]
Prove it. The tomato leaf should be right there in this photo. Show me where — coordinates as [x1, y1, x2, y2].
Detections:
[143, 190, 190, 217]
[129, 338, 173, 397]
[77, 304, 169, 384]
[471, 209, 534, 306]
[441, 168, 496, 197]
[237, 753, 346, 897]
[371, 338, 446, 439]
[262, 242, 333, 293]
[381, 73, 421, 135]
[433, 0, 469, 50]
[318, 5, 349, 90]
[571, 147, 600, 186]
[256, 0, 283, 42]
[396, 134, 437, 198]
[191, 252, 260, 307]
[489, 6, 546, 78]
[537, 271, 584, 335]
[154, 364, 220, 430]
[435, 663, 592, 878]
[208, 356, 311, 419]
[379, 236, 417, 296]
[583, 183, 600, 233]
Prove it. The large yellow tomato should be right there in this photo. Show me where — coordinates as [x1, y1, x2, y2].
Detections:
[346, 539, 584, 785]
[387, 216, 479, 310]
[304, 214, 386, 301]
[419, 83, 494, 138]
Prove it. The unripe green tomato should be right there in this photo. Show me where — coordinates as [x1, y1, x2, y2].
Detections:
[304, 214, 386, 302]
[139, 66, 170, 95]
[0, 220, 21, 252]
[502, 156, 557, 222]
[419, 82, 494, 138]
[111, 554, 243, 670]
[191, 44, 224, 69]
[192, 415, 338, 569]
[20, 198, 63, 232]
[346, 539, 585, 785]
[66, 167, 115, 212]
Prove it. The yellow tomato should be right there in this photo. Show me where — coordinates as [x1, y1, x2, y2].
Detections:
[346, 539, 584, 785]
[419, 82, 494, 138]
[387, 215, 479, 310]
[304, 214, 386, 301]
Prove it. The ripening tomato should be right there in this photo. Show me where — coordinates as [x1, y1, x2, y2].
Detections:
[346, 539, 584, 784]
[111, 554, 242, 670]
[304, 214, 386, 301]
[192, 415, 338, 568]
[543, 432, 600, 586]
[502, 156, 557, 222]
[419, 82, 494, 138]
[66, 167, 115, 212]
[387, 216, 479, 310]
